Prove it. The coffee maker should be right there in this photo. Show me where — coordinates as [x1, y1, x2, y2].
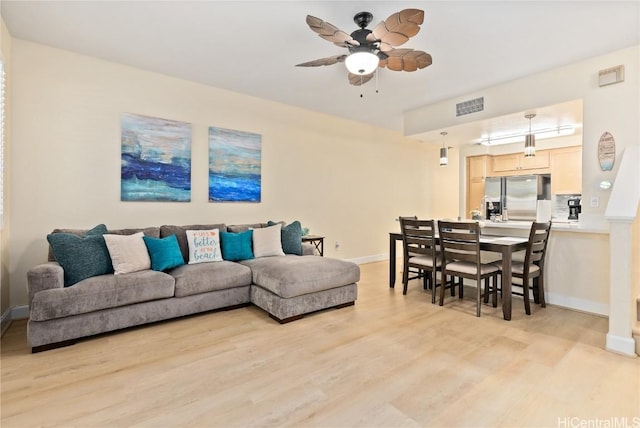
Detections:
[568, 197, 581, 220]
[485, 200, 501, 221]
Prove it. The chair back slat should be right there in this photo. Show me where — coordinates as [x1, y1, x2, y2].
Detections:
[400, 218, 437, 259]
[438, 220, 481, 266]
[524, 221, 552, 269]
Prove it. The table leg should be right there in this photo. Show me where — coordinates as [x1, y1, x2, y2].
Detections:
[501, 247, 513, 321]
[389, 235, 396, 288]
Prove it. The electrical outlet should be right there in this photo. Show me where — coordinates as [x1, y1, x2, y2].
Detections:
[335, 241, 340, 251]
[590, 196, 599, 208]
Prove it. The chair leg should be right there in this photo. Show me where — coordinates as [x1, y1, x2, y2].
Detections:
[431, 271, 437, 304]
[492, 275, 498, 308]
[439, 272, 446, 306]
[532, 277, 540, 304]
[422, 270, 428, 291]
[458, 277, 464, 299]
[402, 263, 409, 295]
[523, 276, 531, 315]
[476, 278, 482, 317]
[483, 277, 490, 304]
[538, 275, 546, 308]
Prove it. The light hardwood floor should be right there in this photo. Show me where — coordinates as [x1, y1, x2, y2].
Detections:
[2, 261, 639, 427]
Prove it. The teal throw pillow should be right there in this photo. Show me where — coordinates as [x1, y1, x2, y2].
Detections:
[220, 230, 254, 261]
[268, 220, 303, 255]
[47, 224, 113, 287]
[143, 234, 185, 271]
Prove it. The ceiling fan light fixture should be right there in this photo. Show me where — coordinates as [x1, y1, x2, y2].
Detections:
[345, 51, 379, 75]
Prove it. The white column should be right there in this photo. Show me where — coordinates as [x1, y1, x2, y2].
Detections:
[605, 220, 636, 356]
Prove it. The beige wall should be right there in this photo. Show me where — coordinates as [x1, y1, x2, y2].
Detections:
[8, 39, 436, 307]
[1, 19, 12, 319]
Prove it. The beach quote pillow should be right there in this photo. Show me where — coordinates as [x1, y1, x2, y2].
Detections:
[186, 229, 223, 264]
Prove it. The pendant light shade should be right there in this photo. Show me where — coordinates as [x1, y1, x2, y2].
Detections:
[439, 132, 449, 166]
[524, 113, 536, 157]
[345, 51, 379, 75]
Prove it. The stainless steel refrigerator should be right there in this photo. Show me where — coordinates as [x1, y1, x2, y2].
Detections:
[484, 174, 551, 221]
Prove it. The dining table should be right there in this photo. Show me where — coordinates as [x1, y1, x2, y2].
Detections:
[389, 231, 529, 321]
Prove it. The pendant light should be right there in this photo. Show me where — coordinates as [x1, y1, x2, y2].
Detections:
[524, 113, 536, 157]
[439, 132, 449, 166]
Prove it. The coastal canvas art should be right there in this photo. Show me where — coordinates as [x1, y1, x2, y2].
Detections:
[121, 113, 192, 202]
[208, 126, 261, 202]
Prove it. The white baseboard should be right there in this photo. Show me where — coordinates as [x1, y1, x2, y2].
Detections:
[606, 333, 638, 357]
[347, 253, 388, 265]
[545, 292, 608, 316]
[12, 305, 29, 319]
[0, 305, 29, 336]
[1, 307, 11, 335]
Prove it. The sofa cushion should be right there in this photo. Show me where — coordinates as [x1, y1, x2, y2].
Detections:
[143, 235, 186, 271]
[252, 224, 285, 258]
[170, 261, 253, 297]
[240, 255, 360, 298]
[29, 270, 175, 321]
[220, 230, 254, 261]
[185, 229, 223, 264]
[47, 224, 114, 287]
[227, 223, 265, 233]
[104, 232, 151, 274]
[160, 224, 226, 263]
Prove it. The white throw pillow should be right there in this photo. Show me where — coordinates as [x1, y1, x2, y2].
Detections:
[186, 229, 223, 264]
[252, 224, 285, 258]
[103, 232, 151, 275]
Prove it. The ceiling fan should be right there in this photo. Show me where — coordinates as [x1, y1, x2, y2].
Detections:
[296, 9, 432, 86]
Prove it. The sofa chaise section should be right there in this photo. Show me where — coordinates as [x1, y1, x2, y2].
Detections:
[242, 255, 360, 323]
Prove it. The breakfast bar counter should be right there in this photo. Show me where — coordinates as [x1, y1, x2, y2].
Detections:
[480, 219, 609, 234]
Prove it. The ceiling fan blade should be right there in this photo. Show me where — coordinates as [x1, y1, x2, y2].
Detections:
[372, 9, 424, 47]
[296, 55, 347, 67]
[306, 15, 359, 47]
[379, 49, 432, 72]
[348, 72, 375, 86]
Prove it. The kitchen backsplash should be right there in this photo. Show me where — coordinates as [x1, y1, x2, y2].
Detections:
[553, 194, 581, 220]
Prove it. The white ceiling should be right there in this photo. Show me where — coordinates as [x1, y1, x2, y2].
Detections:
[2, 1, 638, 146]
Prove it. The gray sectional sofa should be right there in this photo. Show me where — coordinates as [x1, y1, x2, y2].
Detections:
[26, 222, 360, 352]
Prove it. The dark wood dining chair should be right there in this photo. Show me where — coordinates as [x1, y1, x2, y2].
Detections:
[400, 218, 441, 302]
[437, 220, 499, 317]
[494, 221, 552, 315]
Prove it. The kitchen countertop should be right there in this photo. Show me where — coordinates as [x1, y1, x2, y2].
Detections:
[481, 219, 609, 234]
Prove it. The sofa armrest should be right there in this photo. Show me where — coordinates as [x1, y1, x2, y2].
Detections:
[27, 263, 64, 304]
[302, 243, 315, 256]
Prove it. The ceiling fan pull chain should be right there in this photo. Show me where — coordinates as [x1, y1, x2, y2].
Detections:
[375, 69, 379, 94]
[360, 75, 364, 98]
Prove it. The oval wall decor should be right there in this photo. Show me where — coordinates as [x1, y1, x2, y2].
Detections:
[598, 132, 615, 171]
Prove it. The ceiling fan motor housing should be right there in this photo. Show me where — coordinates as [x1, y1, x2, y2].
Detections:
[353, 11, 373, 28]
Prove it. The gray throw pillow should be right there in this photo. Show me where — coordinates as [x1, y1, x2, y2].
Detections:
[47, 224, 114, 287]
[268, 220, 303, 255]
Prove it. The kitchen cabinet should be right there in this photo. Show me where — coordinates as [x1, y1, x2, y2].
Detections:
[466, 155, 489, 217]
[551, 146, 582, 194]
[490, 151, 550, 175]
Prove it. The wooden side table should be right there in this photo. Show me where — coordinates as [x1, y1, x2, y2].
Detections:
[302, 235, 325, 256]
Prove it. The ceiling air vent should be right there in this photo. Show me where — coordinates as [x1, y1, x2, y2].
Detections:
[456, 97, 484, 117]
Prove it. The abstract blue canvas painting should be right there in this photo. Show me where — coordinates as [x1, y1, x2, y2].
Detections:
[121, 113, 191, 202]
[208, 126, 261, 202]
